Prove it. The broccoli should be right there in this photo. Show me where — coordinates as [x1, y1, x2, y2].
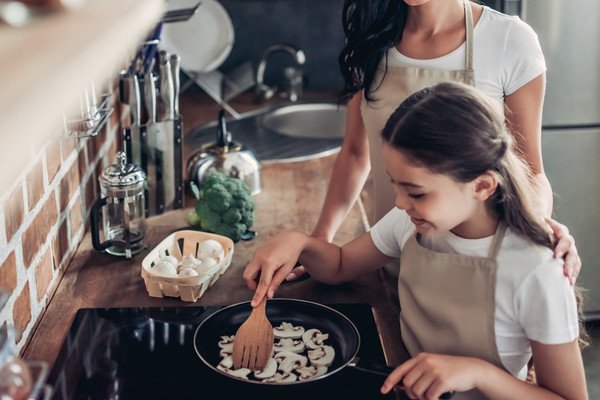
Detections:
[187, 172, 255, 242]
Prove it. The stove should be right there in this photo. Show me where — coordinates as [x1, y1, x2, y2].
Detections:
[48, 304, 395, 400]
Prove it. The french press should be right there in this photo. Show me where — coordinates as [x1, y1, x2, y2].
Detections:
[91, 152, 146, 258]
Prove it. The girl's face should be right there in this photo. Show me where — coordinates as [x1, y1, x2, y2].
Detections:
[382, 144, 484, 237]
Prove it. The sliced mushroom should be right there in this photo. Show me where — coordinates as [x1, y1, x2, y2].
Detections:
[273, 322, 305, 339]
[221, 367, 252, 379]
[263, 372, 298, 383]
[307, 345, 335, 367]
[302, 328, 329, 349]
[274, 351, 308, 374]
[273, 338, 305, 354]
[218, 335, 235, 347]
[253, 357, 277, 379]
[296, 365, 328, 380]
[219, 344, 233, 358]
[217, 356, 252, 379]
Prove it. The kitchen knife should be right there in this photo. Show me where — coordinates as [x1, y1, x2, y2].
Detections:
[169, 53, 181, 117]
[126, 74, 142, 167]
[143, 72, 158, 214]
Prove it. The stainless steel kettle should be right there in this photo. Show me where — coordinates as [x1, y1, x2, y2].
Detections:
[187, 109, 261, 195]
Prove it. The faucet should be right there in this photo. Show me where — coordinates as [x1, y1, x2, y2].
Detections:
[255, 44, 306, 102]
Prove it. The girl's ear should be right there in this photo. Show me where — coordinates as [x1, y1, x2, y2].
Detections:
[473, 171, 498, 201]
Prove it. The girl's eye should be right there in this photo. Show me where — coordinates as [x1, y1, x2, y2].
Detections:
[408, 193, 425, 199]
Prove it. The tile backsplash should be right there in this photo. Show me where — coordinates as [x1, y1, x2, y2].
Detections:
[0, 97, 120, 352]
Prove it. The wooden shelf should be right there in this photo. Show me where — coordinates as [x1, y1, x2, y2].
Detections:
[0, 0, 164, 193]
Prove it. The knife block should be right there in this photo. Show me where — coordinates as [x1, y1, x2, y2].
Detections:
[123, 116, 183, 217]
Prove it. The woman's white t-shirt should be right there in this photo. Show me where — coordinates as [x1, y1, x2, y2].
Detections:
[370, 208, 579, 380]
[387, 6, 547, 101]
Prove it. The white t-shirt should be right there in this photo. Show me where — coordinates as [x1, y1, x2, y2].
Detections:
[370, 208, 579, 380]
[387, 6, 546, 101]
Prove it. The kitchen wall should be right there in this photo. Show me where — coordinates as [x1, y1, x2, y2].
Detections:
[0, 95, 121, 351]
[219, 0, 346, 91]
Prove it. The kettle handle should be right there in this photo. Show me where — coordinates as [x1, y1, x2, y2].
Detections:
[217, 109, 229, 147]
[90, 197, 112, 251]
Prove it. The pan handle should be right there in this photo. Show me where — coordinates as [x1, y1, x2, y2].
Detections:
[348, 357, 455, 399]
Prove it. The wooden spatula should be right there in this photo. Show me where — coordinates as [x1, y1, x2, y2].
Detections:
[232, 298, 274, 371]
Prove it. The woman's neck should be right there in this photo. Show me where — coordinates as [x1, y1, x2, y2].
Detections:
[405, 0, 465, 37]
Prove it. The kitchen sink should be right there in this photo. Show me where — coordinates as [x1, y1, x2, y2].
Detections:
[260, 103, 346, 139]
[186, 101, 347, 163]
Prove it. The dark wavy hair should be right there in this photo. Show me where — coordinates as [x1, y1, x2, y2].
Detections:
[338, 0, 408, 103]
[338, 0, 482, 103]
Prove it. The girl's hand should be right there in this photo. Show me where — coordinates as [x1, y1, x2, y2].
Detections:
[243, 231, 307, 307]
[381, 353, 483, 399]
[546, 218, 581, 285]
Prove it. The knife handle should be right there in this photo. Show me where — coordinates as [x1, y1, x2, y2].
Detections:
[169, 53, 181, 116]
[159, 54, 175, 121]
[127, 74, 141, 126]
[143, 72, 156, 125]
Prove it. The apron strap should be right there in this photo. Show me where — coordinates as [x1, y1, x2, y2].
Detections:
[487, 222, 507, 259]
[463, 0, 475, 72]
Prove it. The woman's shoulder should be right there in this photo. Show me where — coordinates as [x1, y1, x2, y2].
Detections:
[477, 6, 539, 43]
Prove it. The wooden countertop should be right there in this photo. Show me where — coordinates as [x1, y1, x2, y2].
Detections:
[23, 91, 405, 371]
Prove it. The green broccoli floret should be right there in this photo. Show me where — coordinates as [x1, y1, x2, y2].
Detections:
[191, 172, 256, 242]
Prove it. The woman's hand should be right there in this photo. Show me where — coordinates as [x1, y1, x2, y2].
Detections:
[243, 230, 308, 306]
[546, 218, 581, 285]
[381, 353, 483, 399]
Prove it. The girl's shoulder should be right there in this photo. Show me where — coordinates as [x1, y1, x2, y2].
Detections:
[498, 229, 565, 287]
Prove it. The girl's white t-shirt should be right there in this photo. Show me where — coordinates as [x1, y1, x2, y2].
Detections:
[387, 6, 547, 101]
[370, 208, 579, 380]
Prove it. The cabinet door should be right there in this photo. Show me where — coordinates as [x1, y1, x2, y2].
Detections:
[542, 128, 600, 319]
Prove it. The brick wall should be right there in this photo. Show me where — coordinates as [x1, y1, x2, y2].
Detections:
[0, 95, 120, 352]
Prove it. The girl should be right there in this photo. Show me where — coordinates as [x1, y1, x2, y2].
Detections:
[244, 82, 587, 399]
[287, 0, 581, 285]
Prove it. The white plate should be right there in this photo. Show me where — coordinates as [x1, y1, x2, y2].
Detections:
[161, 0, 235, 72]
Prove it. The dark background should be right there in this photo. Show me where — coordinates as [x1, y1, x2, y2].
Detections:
[218, 0, 346, 92]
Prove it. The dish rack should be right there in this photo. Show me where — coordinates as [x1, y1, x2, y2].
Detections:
[141, 230, 234, 302]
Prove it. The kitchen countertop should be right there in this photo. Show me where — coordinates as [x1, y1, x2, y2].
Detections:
[23, 91, 405, 372]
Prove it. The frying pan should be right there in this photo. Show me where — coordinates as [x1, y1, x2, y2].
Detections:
[193, 299, 453, 398]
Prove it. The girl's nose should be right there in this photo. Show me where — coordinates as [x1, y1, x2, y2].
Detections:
[395, 194, 411, 211]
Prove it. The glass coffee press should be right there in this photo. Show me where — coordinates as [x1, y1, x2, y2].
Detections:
[91, 151, 146, 258]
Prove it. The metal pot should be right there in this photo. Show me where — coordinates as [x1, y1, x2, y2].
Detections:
[187, 109, 261, 195]
[193, 299, 453, 398]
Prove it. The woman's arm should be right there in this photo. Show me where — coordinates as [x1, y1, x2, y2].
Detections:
[311, 91, 371, 241]
[504, 73, 551, 215]
[381, 340, 587, 399]
[505, 73, 581, 283]
[244, 231, 393, 306]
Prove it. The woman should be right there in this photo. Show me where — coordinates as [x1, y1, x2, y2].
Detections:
[287, 0, 581, 286]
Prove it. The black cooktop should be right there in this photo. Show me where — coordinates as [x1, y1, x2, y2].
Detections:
[48, 304, 395, 400]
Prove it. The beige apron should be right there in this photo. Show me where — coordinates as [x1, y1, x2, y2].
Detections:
[360, 0, 476, 224]
[399, 224, 508, 400]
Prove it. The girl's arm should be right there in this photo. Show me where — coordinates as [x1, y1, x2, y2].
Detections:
[381, 340, 587, 399]
[244, 230, 393, 306]
[505, 73, 581, 283]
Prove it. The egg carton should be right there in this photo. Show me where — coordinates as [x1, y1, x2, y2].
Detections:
[141, 230, 234, 302]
